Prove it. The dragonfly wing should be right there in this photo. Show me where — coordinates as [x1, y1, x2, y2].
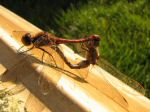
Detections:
[41, 45, 65, 69]
[98, 58, 145, 95]
[36, 64, 50, 95]
[12, 31, 33, 39]
[38, 75, 50, 95]
[85, 65, 129, 110]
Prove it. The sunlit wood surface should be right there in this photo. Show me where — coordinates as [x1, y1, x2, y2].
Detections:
[0, 5, 150, 112]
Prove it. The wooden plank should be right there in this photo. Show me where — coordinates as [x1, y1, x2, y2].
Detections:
[0, 5, 150, 112]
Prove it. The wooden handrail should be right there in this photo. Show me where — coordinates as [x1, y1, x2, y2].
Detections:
[0, 5, 150, 112]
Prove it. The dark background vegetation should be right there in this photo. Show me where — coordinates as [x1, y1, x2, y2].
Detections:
[1, 0, 150, 97]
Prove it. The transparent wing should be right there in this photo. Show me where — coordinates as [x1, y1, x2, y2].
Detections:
[12, 30, 33, 39]
[37, 64, 50, 95]
[38, 74, 50, 95]
[84, 64, 129, 109]
[81, 58, 146, 109]
[98, 58, 145, 95]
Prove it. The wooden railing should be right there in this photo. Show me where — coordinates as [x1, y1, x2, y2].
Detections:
[0, 5, 150, 112]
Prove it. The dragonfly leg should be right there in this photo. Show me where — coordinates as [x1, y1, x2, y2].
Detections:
[74, 43, 87, 55]
[17, 45, 24, 53]
[17, 46, 35, 54]
[37, 47, 57, 67]
[81, 43, 89, 52]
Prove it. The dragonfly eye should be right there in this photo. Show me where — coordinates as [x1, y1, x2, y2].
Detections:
[94, 40, 100, 47]
[21, 33, 32, 46]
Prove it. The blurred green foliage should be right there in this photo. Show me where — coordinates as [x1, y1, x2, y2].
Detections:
[0, 0, 150, 97]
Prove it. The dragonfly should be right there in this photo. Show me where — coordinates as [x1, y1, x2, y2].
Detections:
[17, 31, 100, 68]
[1, 31, 145, 111]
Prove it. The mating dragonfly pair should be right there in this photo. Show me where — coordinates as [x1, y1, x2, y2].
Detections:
[1, 31, 145, 110]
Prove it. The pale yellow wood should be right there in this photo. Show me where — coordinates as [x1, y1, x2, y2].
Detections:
[0, 5, 150, 112]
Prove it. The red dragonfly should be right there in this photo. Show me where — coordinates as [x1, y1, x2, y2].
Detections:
[1, 31, 145, 111]
[17, 31, 100, 69]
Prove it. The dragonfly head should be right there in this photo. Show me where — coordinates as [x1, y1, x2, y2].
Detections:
[21, 33, 32, 46]
[91, 35, 101, 41]
[88, 35, 100, 48]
